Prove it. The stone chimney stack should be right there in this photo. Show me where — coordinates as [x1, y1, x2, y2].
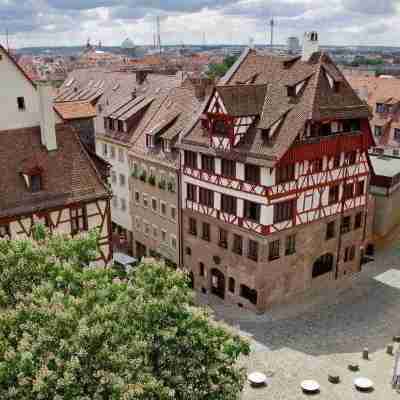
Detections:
[302, 31, 319, 62]
[38, 82, 57, 151]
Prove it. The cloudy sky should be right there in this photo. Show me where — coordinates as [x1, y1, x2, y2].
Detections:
[1, 0, 400, 48]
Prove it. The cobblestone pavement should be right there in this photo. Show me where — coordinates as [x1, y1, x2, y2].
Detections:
[197, 236, 400, 399]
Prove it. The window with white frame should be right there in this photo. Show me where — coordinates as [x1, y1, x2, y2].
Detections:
[102, 143, 108, 157]
[160, 201, 167, 216]
[171, 206, 176, 221]
[161, 230, 167, 242]
[118, 148, 125, 163]
[152, 225, 158, 238]
[143, 194, 148, 208]
[144, 221, 150, 236]
[119, 173, 126, 187]
[152, 197, 158, 212]
[120, 198, 127, 211]
[135, 191, 140, 203]
[135, 216, 141, 230]
[170, 235, 177, 250]
[112, 196, 118, 208]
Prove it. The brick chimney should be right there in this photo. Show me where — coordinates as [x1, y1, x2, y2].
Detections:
[302, 31, 319, 62]
[38, 82, 57, 151]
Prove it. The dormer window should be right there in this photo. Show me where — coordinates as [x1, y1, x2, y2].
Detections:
[287, 86, 296, 97]
[146, 134, 154, 149]
[22, 171, 42, 193]
[117, 120, 124, 133]
[213, 119, 228, 136]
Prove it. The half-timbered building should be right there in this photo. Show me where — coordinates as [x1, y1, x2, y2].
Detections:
[0, 45, 112, 264]
[179, 33, 374, 311]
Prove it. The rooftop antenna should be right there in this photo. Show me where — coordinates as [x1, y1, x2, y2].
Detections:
[156, 16, 162, 54]
[270, 18, 274, 52]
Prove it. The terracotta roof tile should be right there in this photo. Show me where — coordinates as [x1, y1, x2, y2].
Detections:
[54, 101, 97, 120]
[0, 124, 109, 218]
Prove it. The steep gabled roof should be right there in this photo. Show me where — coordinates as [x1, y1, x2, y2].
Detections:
[181, 49, 371, 165]
[0, 124, 110, 218]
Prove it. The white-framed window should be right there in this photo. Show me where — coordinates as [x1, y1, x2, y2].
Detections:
[119, 148, 125, 163]
[152, 197, 158, 212]
[119, 173, 126, 187]
[144, 221, 150, 236]
[160, 201, 167, 216]
[112, 196, 118, 208]
[161, 230, 167, 242]
[111, 170, 117, 184]
[135, 191, 140, 203]
[171, 206, 176, 221]
[120, 198, 127, 211]
[170, 235, 177, 250]
[102, 142, 108, 157]
[135, 216, 141, 231]
[143, 194, 148, 208]
[152, 225, 158, 238]
[110, 145, 116, 159]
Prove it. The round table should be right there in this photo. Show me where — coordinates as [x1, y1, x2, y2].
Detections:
[354, 377, 374, 391]
[301, 380, 320, 393]
[248, 372, 267, 386]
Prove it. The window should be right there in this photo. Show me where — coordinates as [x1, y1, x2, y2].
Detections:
[143, 194, 148, 208]
[135, 217, 141, 231]
[228, 277, 235, 293]
[350, 245, 356, 261]
[269, 240, 280, 261]
[232, 234, 243, 255]
[110, 146, 116, 159]
[328, 185, 339, 205]
[111, 171, 117, 184]
[274, 200, 295, 223]
[171, 206, 176, 221]
[134, 191, 140, 203]
[285, 234, 296, 255]
[244, 200, 261, 222]
[219, 228, 228, 248]
[213, 119, 228, 136]
[245, 164, 260, 185]
[248, 240, 258, 261]
[117, 120, 124, 133]
[310, 158, 323, 173]
[189, 218, 197, 235]
[344, 246, 355, 262]
[333, 81, 341, 92]
[202, 222, 210, 241]
[112, 196, 118, 208]
[375, 126, 383, 137]
[71, 207, 88, 235]
[17, 97, 25, 111]
[202, 155, 215, 173]
[120, 198, 127, 211]
[199, 262, 205, 276]
[343, 183, 354, 200]
[119, 174, 126, 187]
[187, 183, 197, 202]
[240, 285, 257, 305]
[144, 222, 150, 236]
[153, 225, 158, 238]
[161, 230, 167, 242]
[0, 224, 10, 239]
[355, 212, 363, 229]
[326, 221, 335, 240]
[184, 151, 197, 169]
[102, 143, 108, 157]
[276, 164, 295, 184]
[376, 103, 386, 113]
[355, 180, 365, 197]
[152, 198, 157, 212]
[199, 188, 214, 207]
[31, 174, 42, 192]
[221, 159, 236, 177]
[118, 148, 125, 162]
[333, 155, 341, 168]
[161, 201, 167, 216]
[221, 194, 237, 215]
[341, 216, 351, 233]
[287, 86, 296, 97]
[171, 236, 177, 250]
[395, 129, 400, 142]
[345, 151, 357, 165]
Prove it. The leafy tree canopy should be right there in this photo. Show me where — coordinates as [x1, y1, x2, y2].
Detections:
[0, 230, 249, 399]
[206, 55, 239, 80]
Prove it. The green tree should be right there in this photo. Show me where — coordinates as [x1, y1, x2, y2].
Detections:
[206, 55, 239, 80]
[0, 231, 249, 399]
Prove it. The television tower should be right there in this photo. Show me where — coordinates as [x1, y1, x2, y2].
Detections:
[270, 18, 274, 51]
[156, 16, 162, 54]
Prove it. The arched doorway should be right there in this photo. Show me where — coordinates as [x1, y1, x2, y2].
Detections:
[312, 253, 334, 278]
[211, 268, 225, 299]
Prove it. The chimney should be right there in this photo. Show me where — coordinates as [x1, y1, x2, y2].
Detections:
[302, 31, 319, 62]
[38, 82, 57, 151]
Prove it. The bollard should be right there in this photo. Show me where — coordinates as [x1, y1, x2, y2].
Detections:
[362, 348, 369, 360]
[387, 344, 394, 355]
